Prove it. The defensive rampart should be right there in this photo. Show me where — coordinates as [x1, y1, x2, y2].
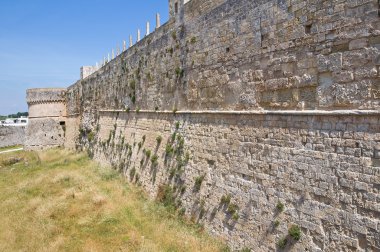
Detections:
[28, 0, 380, 250]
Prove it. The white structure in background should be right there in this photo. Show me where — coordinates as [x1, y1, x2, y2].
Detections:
[0, 117, 28, 127]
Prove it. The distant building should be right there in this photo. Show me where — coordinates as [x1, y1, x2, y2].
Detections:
[0, 116, 28, 127]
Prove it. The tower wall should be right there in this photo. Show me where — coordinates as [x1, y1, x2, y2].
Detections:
[25, 88, 67, 150]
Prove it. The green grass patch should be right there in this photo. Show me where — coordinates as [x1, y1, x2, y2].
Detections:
[0, 149, 225, 251]
[0, 145, 23, 152]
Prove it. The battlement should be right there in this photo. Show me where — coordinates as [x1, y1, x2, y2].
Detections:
[26, 88, 66, 105]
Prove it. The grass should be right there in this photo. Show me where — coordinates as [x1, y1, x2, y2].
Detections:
[0, 145, 23, 152]
[0, 149, 225, 251]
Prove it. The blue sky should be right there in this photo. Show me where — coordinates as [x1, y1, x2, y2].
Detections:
[0, 0, 168, 115]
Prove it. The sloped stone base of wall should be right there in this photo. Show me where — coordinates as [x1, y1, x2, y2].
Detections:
[84, 110, 380, 251]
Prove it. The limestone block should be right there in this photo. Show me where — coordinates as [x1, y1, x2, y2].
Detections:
[317, 53, 343, 72]
[375, 144, 380, 159]
[333, 80, 372, 106]
[332, 71, 354, 83]
[349, 38, 368, 50]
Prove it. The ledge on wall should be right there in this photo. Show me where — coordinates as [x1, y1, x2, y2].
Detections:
[98, 109, 380, 116]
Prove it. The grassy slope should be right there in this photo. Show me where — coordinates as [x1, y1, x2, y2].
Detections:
[0, 149, 225, 252]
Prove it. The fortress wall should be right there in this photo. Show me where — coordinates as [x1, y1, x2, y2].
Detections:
[0, 126, 25, 148]
[89, 110, 380, 251]
[64, 116, 80, 149]
[60, 0, 380, 250]
[67, 0, 379, 115]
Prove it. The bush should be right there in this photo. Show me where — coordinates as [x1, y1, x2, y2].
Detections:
[227, 203, 238, 215]
[175, 121, 180, 129]
[239, 248, 250, 252]
[129, 79, 136, 90]
[87, 131, 95, 142]
[194, 175, 205, 191]
[184, 152, 190, 163]
[288, 225, 301, 240]
[277, 237, 287, 249]
[276, 201, 285, 212]
[156, 184, 175, 208]
[151, 154, 158, 166]
[171, 31, 177, 40]
[145, 149, 151, 158]
[165, 144, 174, 155]
[190, 37, 197, 44]
[178, 208, 186, 216]
[274, 220, 280, 228]
[220, 195, 231, 205]
[171, 132, 177, 142]
[156, 136, 162, 145]
[129, 167, 136, 180]
[180, 185, 186, 194]
[169, 168, 176, 179]
[175, 67, 184, 78]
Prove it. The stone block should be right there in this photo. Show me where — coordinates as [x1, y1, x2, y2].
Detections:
[317, 53, 343, 72]
[375, 144, 380, 159]
[333, 71, 354, 83]
[349, 38, 368, 50]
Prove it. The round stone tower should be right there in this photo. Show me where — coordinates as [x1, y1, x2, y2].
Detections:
[25, 88, 67, 150]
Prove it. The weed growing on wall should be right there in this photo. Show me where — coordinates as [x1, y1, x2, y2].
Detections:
[276, 202, 285, 212]
[194, 175, 205, 191]
[288, 225, 301, 241]
[277, 238, 288, 249]
[156, 135, 162, 145]
[220, 195, 231, 205]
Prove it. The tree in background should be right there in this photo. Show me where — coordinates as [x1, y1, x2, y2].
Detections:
[0, 112, 28, 120]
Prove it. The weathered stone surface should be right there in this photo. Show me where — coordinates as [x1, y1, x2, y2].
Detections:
[86, 111, 380, 251]
[26, 0, 380, 251]
[25, 88, 67, 151]
[0, 126, 25, 148]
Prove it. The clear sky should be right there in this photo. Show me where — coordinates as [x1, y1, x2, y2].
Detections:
[0, 0, 168, 115]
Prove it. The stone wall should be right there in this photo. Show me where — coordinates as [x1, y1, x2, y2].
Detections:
[0, 126, 25, 148]
[66, 0, 380, 114]
[85, 110, 380, 251]
[35, 0, 380, 250]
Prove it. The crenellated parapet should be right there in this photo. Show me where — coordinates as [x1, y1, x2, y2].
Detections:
[26, 88, 66, 105]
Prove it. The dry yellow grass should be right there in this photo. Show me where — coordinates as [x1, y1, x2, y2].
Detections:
[0, 149, 226, 252]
